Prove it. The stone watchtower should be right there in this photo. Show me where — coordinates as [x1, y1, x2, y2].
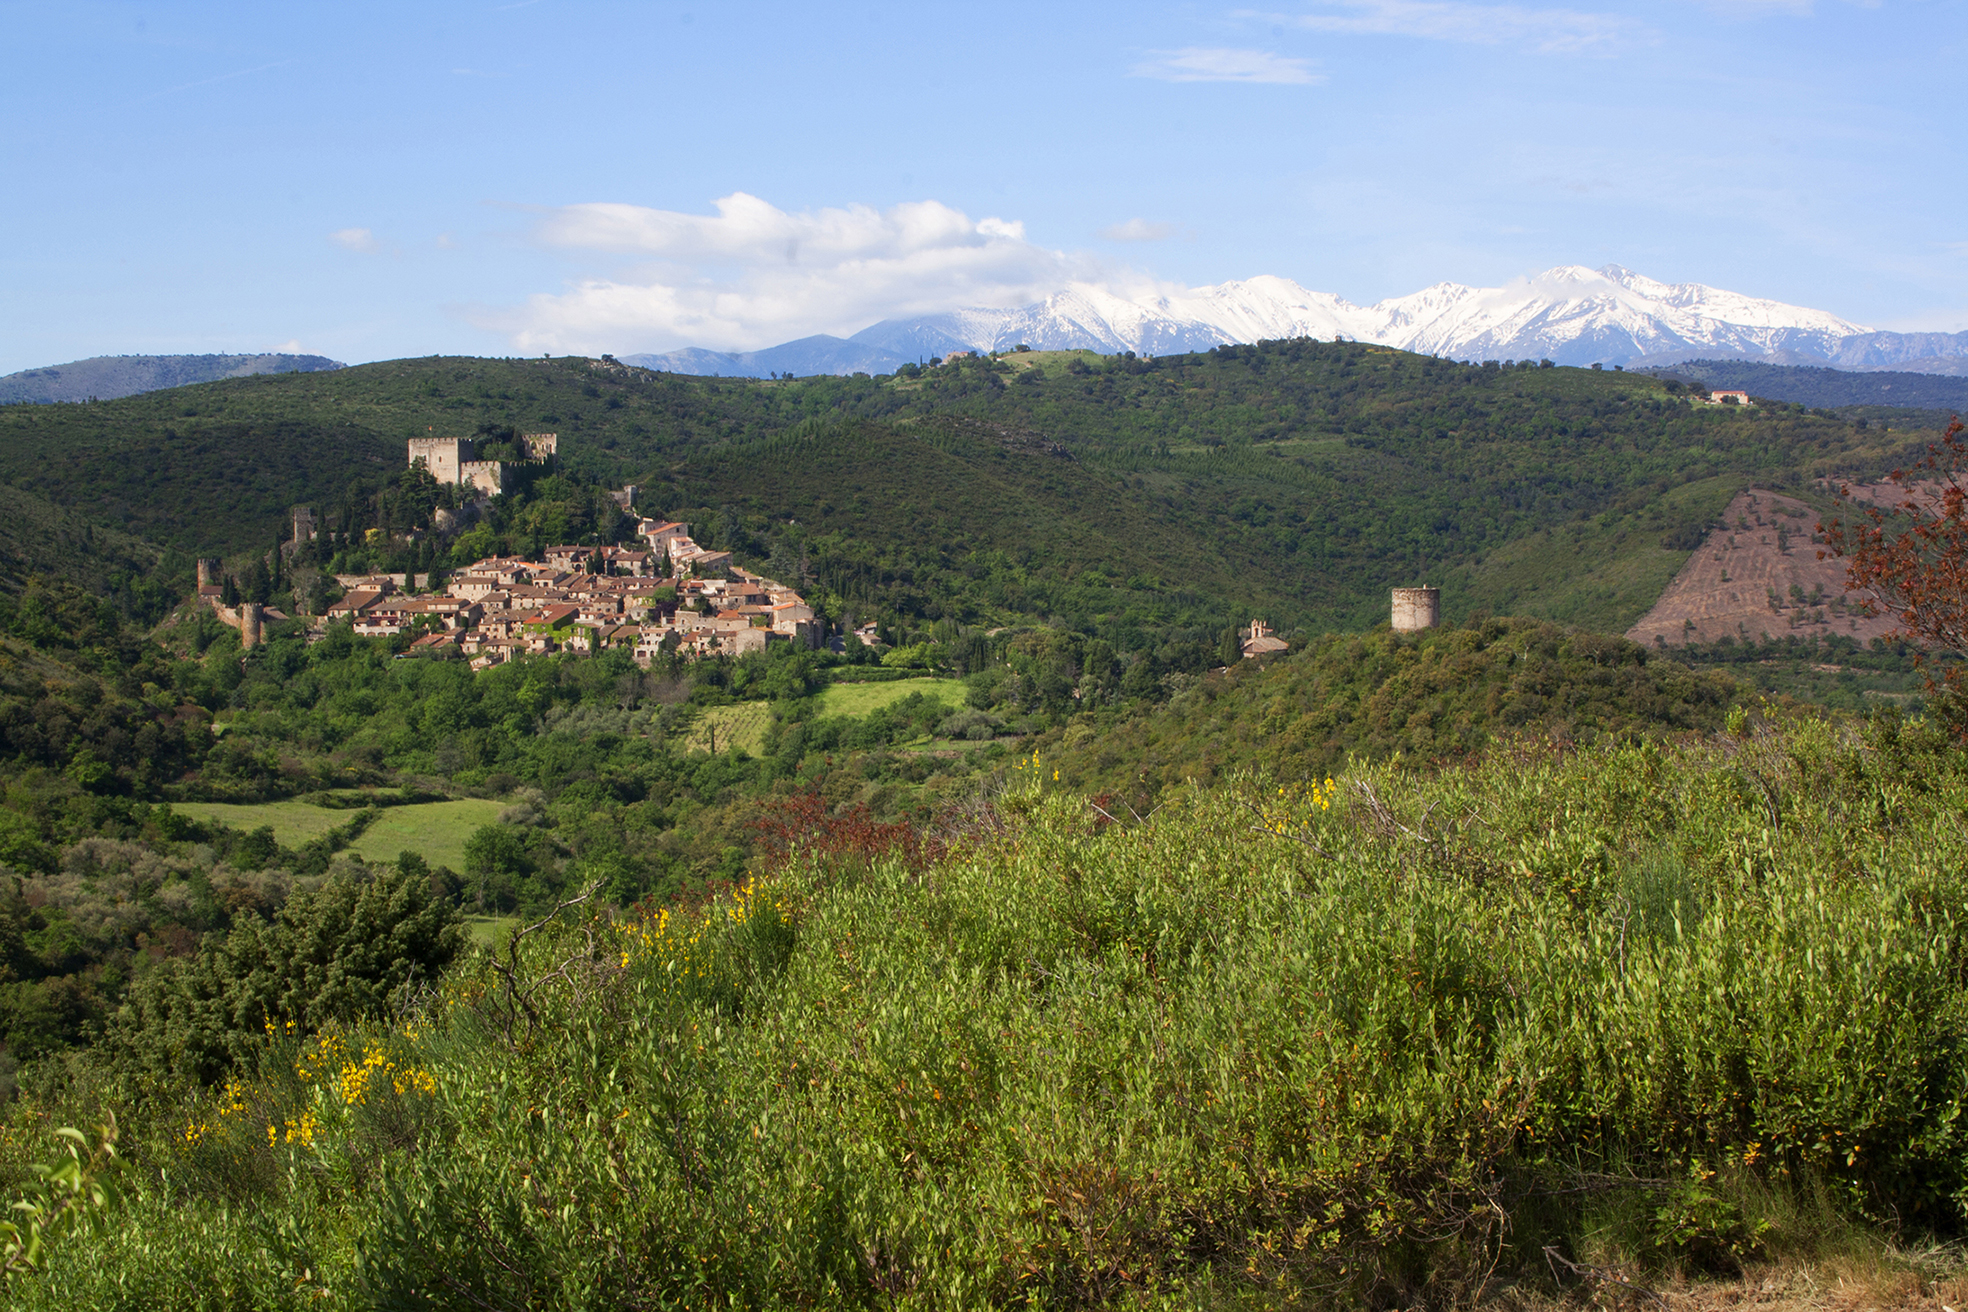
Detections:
[1391, 587, 1440, 632]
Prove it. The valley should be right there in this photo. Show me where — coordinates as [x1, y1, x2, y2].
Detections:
[0, 341, 1960, 1308]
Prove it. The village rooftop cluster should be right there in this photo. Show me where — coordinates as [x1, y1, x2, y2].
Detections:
[203, 434, 829, 672]
[325, 530, 820, 672]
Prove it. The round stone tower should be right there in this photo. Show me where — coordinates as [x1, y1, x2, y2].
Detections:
[1391, 587, 1440, 632]
[239, 603, 264, 650]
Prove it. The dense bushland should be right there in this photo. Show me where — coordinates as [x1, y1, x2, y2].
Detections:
[6, 707, 1962, 1307]
[1038, 616, 1742, 807]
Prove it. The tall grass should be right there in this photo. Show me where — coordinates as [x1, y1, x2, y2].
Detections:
[8, 710, 1966, 1308]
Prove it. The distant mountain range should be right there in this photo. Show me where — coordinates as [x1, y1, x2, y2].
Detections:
[0, 353, 343, 404]
[623, 265, 1968, 380]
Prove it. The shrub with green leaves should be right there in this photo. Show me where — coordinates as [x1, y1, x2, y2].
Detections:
[105, 859, 465, 1088]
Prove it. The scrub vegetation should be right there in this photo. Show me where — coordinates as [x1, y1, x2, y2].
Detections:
[7, 710, 1967, 1307]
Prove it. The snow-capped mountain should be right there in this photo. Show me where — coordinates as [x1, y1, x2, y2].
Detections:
[626, 265, 1964, 378]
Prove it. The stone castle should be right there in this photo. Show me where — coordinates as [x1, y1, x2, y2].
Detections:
[407, 432, 558, 496]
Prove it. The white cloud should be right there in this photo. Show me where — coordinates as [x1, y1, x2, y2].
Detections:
[1262, 1, 1653, 55]
[1130, 47, 1322, 83]
[1100, 218, 1177, 242]
[329, 227, 380, 254]
[273, 339, 304, 353]
[495, 192, 1102, 354]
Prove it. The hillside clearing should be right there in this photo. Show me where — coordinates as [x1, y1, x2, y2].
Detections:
[174, 797, 506, 871]
[683, 701, 773, 755]
[1626, 487, 1896, 648]
[818, 677, 962, 719]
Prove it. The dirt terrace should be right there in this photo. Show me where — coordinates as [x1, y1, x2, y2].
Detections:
[1625, 489, 1900, 649]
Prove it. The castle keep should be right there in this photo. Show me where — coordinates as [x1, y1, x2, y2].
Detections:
[407, 432, 558, 497]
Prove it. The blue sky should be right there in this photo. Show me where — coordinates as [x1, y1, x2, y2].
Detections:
[1, 0, 1962, 372]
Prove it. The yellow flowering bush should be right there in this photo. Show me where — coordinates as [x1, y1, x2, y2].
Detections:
[169, 1024, 442, 1196]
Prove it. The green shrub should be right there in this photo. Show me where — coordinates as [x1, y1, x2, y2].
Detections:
[105, 860, 466, 1088]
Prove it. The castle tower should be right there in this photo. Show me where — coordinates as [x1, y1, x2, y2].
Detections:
[408, 436, 473, 485]
[196, 558, 219, 588]
[239, 602, 265, 650]
[1391, 587, 1440, 632]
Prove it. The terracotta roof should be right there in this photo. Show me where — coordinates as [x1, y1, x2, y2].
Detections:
[329, 589, 386, 614]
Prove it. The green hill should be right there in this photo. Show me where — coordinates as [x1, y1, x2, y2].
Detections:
[1038, 615, 1742, 808]
[0, 345, 1923, 639]
[0, 481, 170, 617]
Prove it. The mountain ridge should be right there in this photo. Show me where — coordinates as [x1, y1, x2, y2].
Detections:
[0, 353, 344, 404]
[625, 264, 1966, 380]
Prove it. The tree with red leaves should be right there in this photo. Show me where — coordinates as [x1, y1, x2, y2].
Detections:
[750, 790, 945, 878]
[1821, 416, 1968, 733]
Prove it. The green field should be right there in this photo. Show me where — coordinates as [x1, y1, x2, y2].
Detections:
[350, 799, 506, 870]
[818, 677, 961, 719]
[173, 797, 506, 872]
[170, 799, 350, 847]
[464, 915, 522, 949]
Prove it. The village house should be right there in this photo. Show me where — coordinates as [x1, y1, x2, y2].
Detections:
[599, 546, 652, 576]
[328, 588, 389, 621]
[543, 545, 593, 571]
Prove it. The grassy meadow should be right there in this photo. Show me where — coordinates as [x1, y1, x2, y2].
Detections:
[461, 914, 522, 949]
[10, 708, 1967, 1308]
[817, 676, 963, 720]
[172, 798, 506, 873]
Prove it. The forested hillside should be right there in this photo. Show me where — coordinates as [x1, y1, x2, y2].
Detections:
[0, 353, 342, 405]
[0, 483, 171, 620]
[1036, 616, 1741, 809]
[0, 343, 1927, 641]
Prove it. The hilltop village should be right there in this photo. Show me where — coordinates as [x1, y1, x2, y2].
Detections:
[204, 433, 826, 670]
[191, 429, 1314, 669]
